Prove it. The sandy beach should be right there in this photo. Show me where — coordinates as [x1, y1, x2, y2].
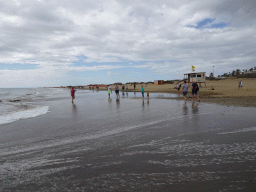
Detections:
[1, 89, 256, 191]
[87, 77, 256, 107]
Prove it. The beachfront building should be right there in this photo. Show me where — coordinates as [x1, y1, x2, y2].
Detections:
[248, 70, 256, 74]
[184, 72, 206, 86]
[154, 80, 164, 85]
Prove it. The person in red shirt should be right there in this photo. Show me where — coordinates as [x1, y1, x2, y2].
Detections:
[71, 87, 76, 104]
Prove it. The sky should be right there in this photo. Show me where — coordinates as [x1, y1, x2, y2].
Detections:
[0, 0, 255, 88]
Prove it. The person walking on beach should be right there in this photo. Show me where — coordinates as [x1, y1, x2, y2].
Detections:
[71, 87, 76, 104]
[191, 81, 200, 102]
[147, 89, 149, 99]
[238, 80, 242, 89]
[107, 85, 111, 98]
[141, 85, 145, 99]
[126, 85, 128, 92]
[182, 81, 188, 103]
[177, 82, 181, 94]
[115, 84, 120, 100]
[134, 84, 136, 89]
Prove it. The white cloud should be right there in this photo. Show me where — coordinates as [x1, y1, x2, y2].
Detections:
[0, 0, 255, 86]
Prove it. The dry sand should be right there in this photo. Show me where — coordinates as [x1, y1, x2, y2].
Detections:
[85, 78, 256, 107]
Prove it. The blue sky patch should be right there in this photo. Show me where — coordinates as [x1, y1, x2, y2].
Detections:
[72, 55, 131, 67]
[197, 18, 215, 28]
[0, 63, 39, 70]
[188, 18, 228, 29]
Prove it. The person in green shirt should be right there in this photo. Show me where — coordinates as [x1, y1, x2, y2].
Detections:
[141, 85, 144, 99]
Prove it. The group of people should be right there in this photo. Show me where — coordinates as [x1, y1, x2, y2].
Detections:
[71, 82, 200, 104]
[107, 84, 149, 100]
[70, 80, 245, 104]
[177, 81, 200, 103]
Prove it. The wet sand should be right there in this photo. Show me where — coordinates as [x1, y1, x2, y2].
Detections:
[169, 95, 256, 107]
[1, 90, 256, 191]
[87, 78, 256, 108]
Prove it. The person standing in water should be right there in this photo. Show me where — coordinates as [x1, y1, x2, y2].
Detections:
[115, 84, 120, 100]
[191, 81, 200, 102]
[107, 85, 111, 98]
[141, 85, 145, 99]
[71, 87, 76, 104]
[147, 89, 149, 99]
[182, 81, 188, 103]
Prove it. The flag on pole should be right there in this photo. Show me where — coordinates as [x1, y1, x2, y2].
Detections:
[192, 66, 195, 71]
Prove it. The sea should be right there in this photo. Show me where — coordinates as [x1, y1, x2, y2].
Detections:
[0, 88, 255, 191]
[0, 88, 60, 125]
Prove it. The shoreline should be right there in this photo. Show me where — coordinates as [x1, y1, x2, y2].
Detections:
[80, 87, 256, 108]
[59, 77, 256, 108]
[168, 96, 256, 107]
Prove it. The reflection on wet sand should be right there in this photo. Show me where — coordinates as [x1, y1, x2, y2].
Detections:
[183, 103, 188, 115]
[72, 104, 77, 118]
[192, 102, 199, 114]
[116, 99, 120, 111]
[142, 100, 145, 111]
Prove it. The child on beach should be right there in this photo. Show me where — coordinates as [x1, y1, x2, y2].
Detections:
[141, 86, 144, 99]
[71, 87, 76, 104]
[147, 90, 149, 99]
[182, 81, 188, 102]
[107, 85, 111, 98]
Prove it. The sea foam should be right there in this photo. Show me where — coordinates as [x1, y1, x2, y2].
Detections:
[218, 127, 256, 134]
[0, 106, 49, 125]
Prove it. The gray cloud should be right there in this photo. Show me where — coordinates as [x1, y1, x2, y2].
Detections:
[0, 0, 255, 86]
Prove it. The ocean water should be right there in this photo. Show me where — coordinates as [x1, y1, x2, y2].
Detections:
[0, 89, 256, 191]
[0, 88, 65, 124]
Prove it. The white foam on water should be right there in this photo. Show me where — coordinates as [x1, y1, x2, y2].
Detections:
[218, 127, 256, 135]
[0, 106, 49, 125]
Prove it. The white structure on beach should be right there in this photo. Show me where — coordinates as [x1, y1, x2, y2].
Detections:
[184, 72, 206, 86]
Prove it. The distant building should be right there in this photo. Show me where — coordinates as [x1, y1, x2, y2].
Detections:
[216, 76, 227, 79]
[154, 80, 164, 85]
[184, 72, 206, 86]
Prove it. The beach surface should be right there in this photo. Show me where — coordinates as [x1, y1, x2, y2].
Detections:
[90, 78, 256, 107]
[1, 89, 256, 191]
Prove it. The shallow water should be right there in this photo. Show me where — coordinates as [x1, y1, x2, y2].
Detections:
[0, 89, 256, 191]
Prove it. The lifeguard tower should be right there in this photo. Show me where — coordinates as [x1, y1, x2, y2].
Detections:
[184, 72, 206, 87]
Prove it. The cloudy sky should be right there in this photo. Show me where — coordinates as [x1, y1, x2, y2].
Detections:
[0, 0, 255, 87]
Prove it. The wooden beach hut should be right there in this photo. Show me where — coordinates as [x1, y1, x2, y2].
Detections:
[184, 72, 206, 87]
[154, 80, 164, 85]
